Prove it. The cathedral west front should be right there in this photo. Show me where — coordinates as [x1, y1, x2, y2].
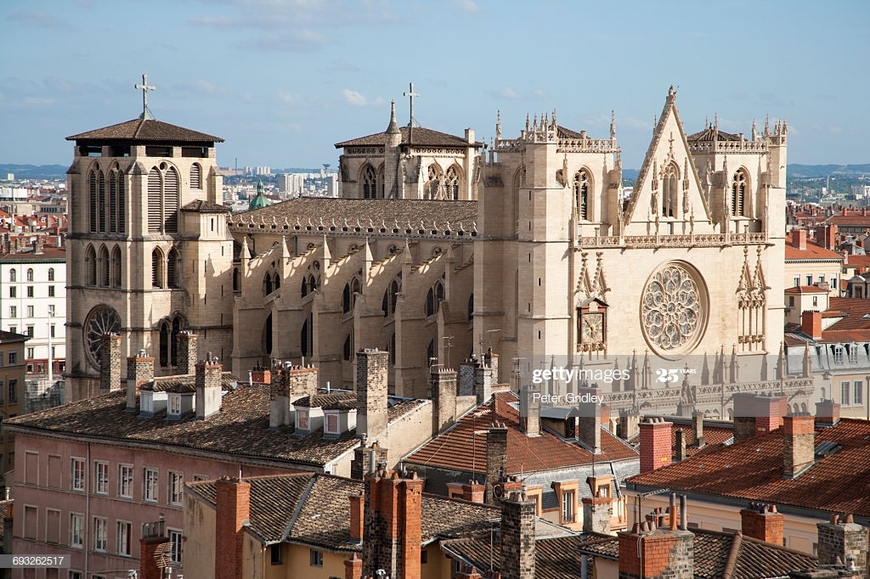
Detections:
[65, 85, 814, 418]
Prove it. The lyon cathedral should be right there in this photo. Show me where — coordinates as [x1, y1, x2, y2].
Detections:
[65, 85, 814, 417]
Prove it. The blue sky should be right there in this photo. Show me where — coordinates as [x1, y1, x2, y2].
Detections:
[1, 0, 868, 170]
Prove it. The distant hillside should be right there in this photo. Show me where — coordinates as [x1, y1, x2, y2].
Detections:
[788, 164, 870, 179]
[0, 164, 68, 180]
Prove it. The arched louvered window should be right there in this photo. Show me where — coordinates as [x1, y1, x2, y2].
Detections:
[89, 169, 98, 232]
[111, 246, 122, 288]
[98, 170, 107, 232]
[662, 163, 679, 218]
[732, 170, 748, 217]
[109, 167, 119, 233]
[190, 163, 202, 190]
[148, 168, 163, 232]
[164, 167, 178, 232]
[86, 245, 97, 286]
[446, 165, 460, 200]
[362, 165, 377, 199]
[167, 248, 180, 288]
[574, 170, 590, 220]
[98, 246, 110, 287]
[117, 168, 126, 234]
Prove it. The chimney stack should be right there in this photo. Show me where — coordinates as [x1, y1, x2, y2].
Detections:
[500, 490, 536, 579]
[215, 477, 250, 579]
[519, 383, 541, 437]
[577, 386, 602, 454]
[618, 408, 640, 440]
[357, 349, 389, 442]
[351, 441, 388, 480]
[431, 366, 458, 434]
[740, 502, 784, 545]
[195, 354, 223, 419]
[783, 415, 816, 479]
[618, 501, 694, 579]
[486, 423, 509, 504]
[816, 514, 868, 572]
[801, 310, 823, 340]
[349, 493, 364, 543]
[99, 333, 122, 394]
[363, 470, 423, 579]
[639, 417, 672, 473]
[176, 331, 198, 375]
[675, 429, 688, 462]
[793, 229, 808, 250]
[139, 516, 167, 579]
[343, 553, 362, 579]
[126, 350, 154, 412]
[269, 365, 318, 428]
[755, 395, 786, 434]
[461, 480, 485, 504]
[474, 349, 497, 404]
[815, 399, 841, 427]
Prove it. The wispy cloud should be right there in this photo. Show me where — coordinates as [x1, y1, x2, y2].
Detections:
[8, 11, 65, 29]
[489, 87, 546, 101]
[342, 89, 383, 106]
[452, 0, 481, 14]
[499, 87, 521, 100]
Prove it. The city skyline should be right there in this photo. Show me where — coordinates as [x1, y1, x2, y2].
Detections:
[1, 0, 868, 170]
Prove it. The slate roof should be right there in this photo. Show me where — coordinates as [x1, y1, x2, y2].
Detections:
[188, 472, 499, 550]
[577, 528, 818, 579]
[404, 391, 637, 476]
[625, 418, 870, 517]
[67, 117, 223, 143]
[231, 197, 478, 227]
[6, 385, 378, 468]
[141, 371, 239, 393]
[335, 126, 479, 148]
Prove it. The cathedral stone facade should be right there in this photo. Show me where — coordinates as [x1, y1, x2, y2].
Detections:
[66, 87, 813, 417]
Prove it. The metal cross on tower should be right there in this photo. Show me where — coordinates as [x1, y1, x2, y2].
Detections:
[403, 82, 419, 144]
[135, 74, 156, 120]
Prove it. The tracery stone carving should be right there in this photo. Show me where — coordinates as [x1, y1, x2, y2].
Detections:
[641, 262, 706, 354]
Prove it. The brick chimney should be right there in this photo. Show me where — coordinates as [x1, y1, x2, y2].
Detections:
[793, 229, 808, 250]
[582, 492, 612, 534]
[99, 333, 122, 394]
[270, 365, 318, 428]
[349, 493, 364, 543]
[215, 477, 250, 579]
[195, 353, 223, 419]
[618, 408, 640, 440]
[519, 383, 540, 437]
[431, 366, 458, 434]
[802, 310, 823, 340]
[357, 349, 389, 442]
[474, 349, 498, 404]
[454, 563, 483, 579]
[733, 393, 761, 442]
[344, 553, 362, 579]
[500, 490, 536, 579]
[577, 386, 602, 454]
[639, 417, 672, 473]
[176, 331, 198, 374]
[618, 506, 694, 579]
[363, 470, 423, 579]
[351, 441, 388, 480]
[126, 350, 154, 412]
[755, 395, 786, 434]
[815, 399, 841, 427]
[783, 415, 815, 479]
[139, 517, 166, 579]
[461, 480, 485, 503]
[250, 362, 271, 385]
[740, 502, 784, 545]
[817, 514, 868, 572]
[486, 423, 509, 504]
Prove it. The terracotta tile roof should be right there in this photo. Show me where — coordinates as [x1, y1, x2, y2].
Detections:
[141, 371, 238, 393]
[784, 234, 843, 261]
[3, 385, 362, 468]
[0, 247, 66, 262]
[67, 117, 223, 143]
[230, 197, 478, 231]
[335, 126, 479, 148]
[815, 298, 870, 333]
[626, 418, 870, 517]
[824, 215, 870, 227]
[577, 529, 817, 579]
[844, 254, 870, 268]
[189, 472, 498, 550]
[668, 423, 734, 458]
[404, 392, 637, 476]
[784, 285, 829, 294]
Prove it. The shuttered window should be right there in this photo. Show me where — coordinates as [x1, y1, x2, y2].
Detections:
[148, 168, 162, 232]
[89, 170, 98, 232]
[97, 170, 106, 232]
[164, 167, 178, 232]
[109, 170, 118, 233]
[190, 163, 202, 189]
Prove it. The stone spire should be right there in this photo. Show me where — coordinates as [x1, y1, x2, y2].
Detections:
[386, 99, 400, 135]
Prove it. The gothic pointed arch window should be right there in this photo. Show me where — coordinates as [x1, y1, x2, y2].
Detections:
[468, 293, 474, 321]
[574, 169, 591, 220]
[98, 245, 110, 287]
[265, 313, 273, 356]
[300, 314, 312, 358]
[273, 273, 280, 291]
[111, 246, 122, 288]
[109, 164, 125, 234]
[167, 247, 180, 288]
[382, 277, 401, 317]
[445, 165, 461, 200]
[343, 334, 352, 361]
[343, 277, 361, 313]
[86, 245, 97, 286]
[662, 162, 679, 218]
[426, 164, 443, 199]
[148, 164, 179, 233]
[232, 267, 240, 292]
[731, 169, 748, 217]
[152, 248, 165, 288]
[158, 314, 186, 368]
[426, 280, 444, 317]
[362, 164, 378, 199]
[88, 166, 99, 233]
[97, 169, 107, 233]
[164, 166, 179, 232]
[301, 276, 308, 298]
[148, 168, 163, 232]
[377, 164, 386, 198]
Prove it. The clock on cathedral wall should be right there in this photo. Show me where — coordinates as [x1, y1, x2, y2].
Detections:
[578, 302, 607, 352]
[84, 305, 121, 369]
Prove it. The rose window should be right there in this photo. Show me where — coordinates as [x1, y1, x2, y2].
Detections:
[641, 263, 706, 353]
[85, 305, 121, 369]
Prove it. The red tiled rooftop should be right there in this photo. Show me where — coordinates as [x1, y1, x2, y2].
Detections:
[626, 418, 870, 517]
[784, 285, 829, 294]
[784, 233, 842, 261]
[404, 391, 637, 476]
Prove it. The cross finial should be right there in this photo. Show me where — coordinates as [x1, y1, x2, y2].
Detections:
[134, 74, 156, 120]
[402, 82, 420, 144]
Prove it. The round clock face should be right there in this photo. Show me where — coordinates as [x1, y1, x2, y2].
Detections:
[582, 312, 604, 343]
[84, 305, 121, 369]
